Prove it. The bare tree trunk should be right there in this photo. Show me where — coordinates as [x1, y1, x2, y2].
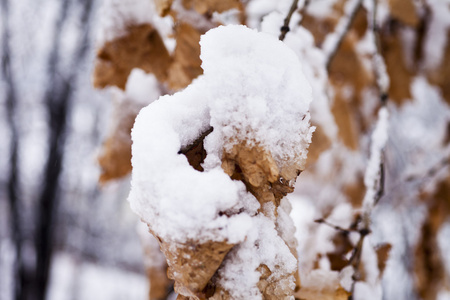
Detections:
[34, 0, 94, 298]
[0, 0, 29, 299]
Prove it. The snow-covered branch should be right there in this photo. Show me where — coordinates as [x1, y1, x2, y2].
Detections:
[323, 0, 363, 70]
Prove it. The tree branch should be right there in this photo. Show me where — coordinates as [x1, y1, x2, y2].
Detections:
[0, 0, 28, 298]
[324, 0, 363, 70]
[314, 218, 356, 235]
[34, 0, 95, 298]
[348, 0, 390, 296]
[279, 0, 300, 41]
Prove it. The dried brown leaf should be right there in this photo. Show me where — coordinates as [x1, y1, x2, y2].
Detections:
[168, 23, 204, 90]
[375, 243, 392, 277]
[181, 0, 241, 15]
[158, 237, 234, 299]
[306, 123, 332, 167]
[154, 0, 173, 17]
[331, 92, 360, 150]
[140, 231, 173, 300]
[98, 101, 141, 183]
[327, 232, 354, 271]
[380, 21, 415, 105]
[296, 286, 350, 300]
[427, 30, 450, 105]
[93, 24, 171, 90]
[221, 143, 296, 213]
[388, 0, 419, 27]
[414, 175, 450, 300]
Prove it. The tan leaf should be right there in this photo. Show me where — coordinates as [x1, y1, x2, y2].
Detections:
[221, 143, 295, 212]
[140, 228, 174, 300]
[297, 286, 350, 300]
[343, 172, 365, 207]
[331, 91, 360, 150]
[327, 232, 354, 271]
[380, 23, 414, 105]
[375, 243, 392, 277]
[414, 175, 450, 300]
[98, 101, 141, 183]
[181, 0, 241, 15]
[388, 0, 419, 27]
[306, 123, 332, 167]
[154, 0, 173, 17]
[327, 8, 373, 149]
[427, 30, 450, 105]
[157, 235, 234, 299]
[93, 24, 171, 90]
[167, 23, 204, 90]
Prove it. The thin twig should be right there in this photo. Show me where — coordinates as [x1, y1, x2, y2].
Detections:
[405, 151, 450, 182]
[324, 0, 363, 70]
[279, 0, 300, 41]
[347, 0, 390, 297]
[314, 218, 355, 234]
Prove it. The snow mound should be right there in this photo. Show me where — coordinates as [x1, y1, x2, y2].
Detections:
[128, 25, 313, 244]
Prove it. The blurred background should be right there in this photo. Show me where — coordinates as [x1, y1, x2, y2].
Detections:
[0, 0, 149, 299]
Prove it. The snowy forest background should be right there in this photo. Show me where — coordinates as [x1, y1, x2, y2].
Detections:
[1, 0, 450, 299]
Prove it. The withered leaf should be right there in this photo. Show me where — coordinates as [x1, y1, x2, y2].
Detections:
[167, 23, 204, 91]
[154, 0, 173, 17]
[93, 24, 171, 90]
[98, 101, 141, 183]
[181, 0, 241, 15]
[296, 286, 351, 300]
[388, 0, 419, 27]
[375, 243, 392, 277]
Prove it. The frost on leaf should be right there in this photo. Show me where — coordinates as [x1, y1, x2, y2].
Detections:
[128, 25, 313, 299]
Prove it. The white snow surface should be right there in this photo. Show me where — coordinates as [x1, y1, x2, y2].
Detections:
[216, 213, 297, 300]
[128, 25, 313, 244]
[125, 69, 161, 106]
[362, 106, 389, 211]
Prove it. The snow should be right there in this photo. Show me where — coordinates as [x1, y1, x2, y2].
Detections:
[265, 16, 338, 142]
[128, 25, 314, 244]
[339, 266, 354, 291]
[362, 107, 389, 211]
[246, 0, 292, 29]
[47, 253, 148, 300]
[423, 0, 450, 71]
[0, 239, 14, 300]
[212, 9, 242, 26]
[216, 214, 297, 300]
[97, 0, 174, 45]
[124, 69, 161, 106]
[300, 268, 340, 291]
[437, 222, 450, 277]
[305, 0, 339, 20]
[322, 0, 362, 59]
[373, 53, 389, 94]
[137, 221, 167, 269]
